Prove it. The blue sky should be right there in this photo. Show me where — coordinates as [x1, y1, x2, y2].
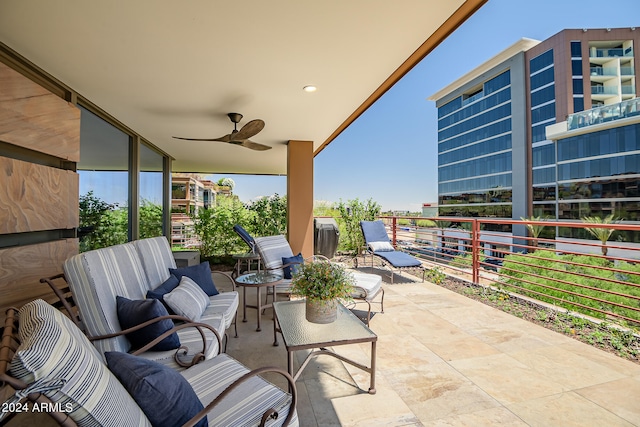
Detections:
[210, 0, 638, 211]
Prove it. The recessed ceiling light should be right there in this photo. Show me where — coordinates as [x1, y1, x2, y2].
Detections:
[303, 85, 317, 93]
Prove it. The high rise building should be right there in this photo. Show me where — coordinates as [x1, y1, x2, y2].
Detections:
[429, 28, 640, 231]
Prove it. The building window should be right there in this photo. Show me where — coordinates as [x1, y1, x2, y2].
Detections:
[573, 97, 584, 112]
[78, 105, 171, 251]
[530, 49, 554, 74]
[572, 79, 584, 95]
[570, 41, 582, 58]
[139, 143, 164, 239]
[571, 59, 583, 75]
[78, 106, 130, 251]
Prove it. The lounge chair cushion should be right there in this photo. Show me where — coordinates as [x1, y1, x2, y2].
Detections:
[350, 272, 382, 301]
[170, 261, 219, 296]
[164, 277, 210, 322]
[360, 220, 391, 244]
[11, 300, 151, 427]
[105, 351, 207, 427]
[374, 250, 422, 267]
[368, 241, 394, 252]
[116, 296, 181, 351]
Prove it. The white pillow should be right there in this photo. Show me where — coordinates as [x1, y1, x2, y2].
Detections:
[368, 241, 394, 252]
[163, 276, 210, 322]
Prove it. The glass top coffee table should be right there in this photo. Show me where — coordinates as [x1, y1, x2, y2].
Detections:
[272, 299, 377, 394]
[235, 272, 282, 332]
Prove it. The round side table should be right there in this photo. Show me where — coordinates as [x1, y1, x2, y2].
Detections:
[232, 252, 261, 278]
[234, 271, 283, 331]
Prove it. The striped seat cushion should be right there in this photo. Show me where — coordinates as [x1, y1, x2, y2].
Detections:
[64, 241, 151, 355]
[350, 272, 382, 301]
[132, 236, 177, 289]
[138, 315, 225, 369]
[254, 235, 295, 294]
[204, 291, 239, 330]
[10, 300, 151, 427]
[182, 354, 298, 426]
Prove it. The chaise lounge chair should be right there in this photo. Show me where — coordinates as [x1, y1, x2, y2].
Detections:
[360, 220, 425, 283]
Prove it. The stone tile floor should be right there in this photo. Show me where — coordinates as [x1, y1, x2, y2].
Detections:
[227, 266, 640, 426]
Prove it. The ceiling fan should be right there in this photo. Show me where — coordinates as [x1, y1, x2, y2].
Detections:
[172, 112, 271, 151]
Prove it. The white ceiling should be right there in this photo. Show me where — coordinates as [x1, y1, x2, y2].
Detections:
[0, 0, 485, 175]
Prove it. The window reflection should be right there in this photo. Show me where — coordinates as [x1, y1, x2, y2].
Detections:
[140, 143, 164, 239]
[78, 106, 130, 251]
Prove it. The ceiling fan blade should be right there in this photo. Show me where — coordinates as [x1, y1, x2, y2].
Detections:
[172, 133, 232, 142]
[236, 139, 272, 151]
[233, 119, 265, 140]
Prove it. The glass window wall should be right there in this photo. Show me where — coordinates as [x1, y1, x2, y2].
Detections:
[139, 143, 164, 239]
[78, 106, 130, 251]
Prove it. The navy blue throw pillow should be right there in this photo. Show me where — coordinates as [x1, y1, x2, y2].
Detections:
[116, 296, 180, 351]
[105, 352, 207, 427]
[169, 261, 219, 296]
[282, 253, 304, 279]
[147, 274, 180, 300]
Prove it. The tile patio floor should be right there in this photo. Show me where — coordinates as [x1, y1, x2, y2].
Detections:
[226, 266, 640, 427]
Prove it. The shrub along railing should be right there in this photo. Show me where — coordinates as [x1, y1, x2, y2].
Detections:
[376, 216, 640, 327]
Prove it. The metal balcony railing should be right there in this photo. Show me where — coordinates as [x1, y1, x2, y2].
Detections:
[375, 216, 640, 327]
[591, 48, 633, 58]
[567, 97, 640, 130]
[591, 85, 618, 95]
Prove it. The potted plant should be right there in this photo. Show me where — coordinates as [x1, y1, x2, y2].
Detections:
[290, 260, 355, 323]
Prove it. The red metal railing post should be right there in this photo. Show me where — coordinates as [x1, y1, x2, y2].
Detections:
[472, 219, 479, 284]
[391, 217, 397, 246]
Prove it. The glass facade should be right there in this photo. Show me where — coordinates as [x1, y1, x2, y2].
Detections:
[438, 71, 513, 216]
[78, 106, 170, 251]
[139, 143, 164, 239]
[529, 49, 558, 205]
[557, 123, 640, 235]
[78, 106, 130, 251]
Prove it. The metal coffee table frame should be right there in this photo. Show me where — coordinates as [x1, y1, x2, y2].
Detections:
[272, 299, 377, 394]
[235, 271, 282, 332]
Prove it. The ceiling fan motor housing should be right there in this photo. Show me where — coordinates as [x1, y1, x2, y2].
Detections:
[228, 112, 243, 123]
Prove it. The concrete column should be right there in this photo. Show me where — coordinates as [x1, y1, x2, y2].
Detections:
[287, 140, 314, 257]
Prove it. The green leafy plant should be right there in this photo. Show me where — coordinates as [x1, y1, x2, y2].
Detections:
[426, 267, 446, 285]
[79, 191, 127, 252]
[335, 198, 381, 255]
[192, 195, 250, 257]
[500, 250, 640, 323]
[246, 194, 287, 237]
[290, 261, 355, 303]
[139, 198, 163, 239]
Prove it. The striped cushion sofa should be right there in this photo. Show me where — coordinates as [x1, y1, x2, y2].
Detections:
[1, 299, 297, 427]
[63, 236, 239, 364]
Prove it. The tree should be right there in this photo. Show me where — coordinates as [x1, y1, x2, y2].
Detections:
[192, 195, 250, 257]
[139, 199, 163, 239]
[336, 198, 381, 255]
[246, 194, 287, 237]
[521, 216, 547, 249]
[217, 177, 235, 190]
[582, 213, 619, 256]
[79, 191, 127, 252]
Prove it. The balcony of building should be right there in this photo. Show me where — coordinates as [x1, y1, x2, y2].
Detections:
[5, 217, 640, 426]
[562, 97, 640, 132]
